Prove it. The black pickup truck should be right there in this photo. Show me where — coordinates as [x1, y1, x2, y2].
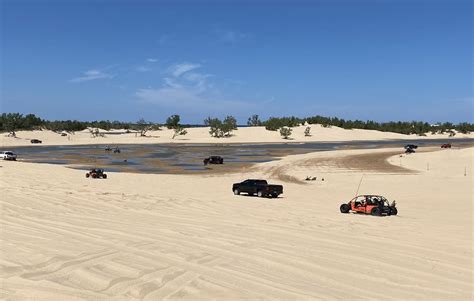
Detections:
[232, 179, 283, 198]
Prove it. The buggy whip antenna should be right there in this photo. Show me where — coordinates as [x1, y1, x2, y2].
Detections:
[355, 174, 364, 197]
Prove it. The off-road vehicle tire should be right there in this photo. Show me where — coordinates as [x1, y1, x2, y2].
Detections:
[340, 203, 350, 213]
[92, 173, 97, 179]
[257, 191, 264, 198]
[371, 207, 381, 216]
[102, 174, 107, 179]
[390, 207, 398, 216]
[233, 189, 240, 195]
[271, 193, 278, 198]
[86, 173, 90, 178]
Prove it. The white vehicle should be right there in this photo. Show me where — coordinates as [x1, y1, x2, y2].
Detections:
[0, 151, 17, 161]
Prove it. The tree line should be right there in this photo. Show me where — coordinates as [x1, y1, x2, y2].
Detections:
[1, 112, 473, 138]
[250, 114, 473, 136]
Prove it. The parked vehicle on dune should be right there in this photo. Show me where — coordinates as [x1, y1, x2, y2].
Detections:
[204, 156, 224, 165]
[232, 179, 283, 198]
[441, 143, 452, 148]
[85, 168, 107, 179]
[340, 195, 397, 216]
[0, 151, 17, 161]
[30, 139, 42, 144]
[404, 144, 418, 149]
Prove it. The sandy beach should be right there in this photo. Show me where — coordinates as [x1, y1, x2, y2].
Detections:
[2, 125, 473, 147]
[1, 144, 472, 300]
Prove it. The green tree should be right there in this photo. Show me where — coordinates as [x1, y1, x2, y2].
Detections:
[166, 115, 181, 129]
[204, 117, 224, 138]
[2, 113, 23, 137]
[135, 118, 153, 136]
[166, 114, 187, 139]
[222, 116, 237, 136]
[247, 114, 262, 126]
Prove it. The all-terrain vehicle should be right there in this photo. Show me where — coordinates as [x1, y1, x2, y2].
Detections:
[113, 147, 121, 154]
[441, 143, 452, 148]
[340, 195, 397, 216]
[232, 179, 283, 198]
[85, 168, 108, 179]
[105, 145, 112, 151]
[204, 156, 224, 165]
[30, 139, 42, 144]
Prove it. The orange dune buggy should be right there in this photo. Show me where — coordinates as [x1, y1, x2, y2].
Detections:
[340, 195, 397, 216]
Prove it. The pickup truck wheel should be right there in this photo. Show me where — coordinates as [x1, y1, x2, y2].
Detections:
[340, 203, 350, 213]
[257, 191, 264, 198]
[233, 189, 240, 195]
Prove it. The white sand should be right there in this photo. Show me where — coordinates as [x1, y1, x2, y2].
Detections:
[1, 125, 472, 147]
[1, 146, 472, 300]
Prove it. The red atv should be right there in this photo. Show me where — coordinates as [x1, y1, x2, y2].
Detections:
[86, 168, 107, 179]
[340, 195, 397, 216]
[441, 143, 451, 148]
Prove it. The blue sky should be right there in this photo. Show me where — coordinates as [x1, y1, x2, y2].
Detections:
[1, 0, 472, 124]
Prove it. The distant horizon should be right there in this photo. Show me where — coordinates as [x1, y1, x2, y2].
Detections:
[1, 1, 473, 123]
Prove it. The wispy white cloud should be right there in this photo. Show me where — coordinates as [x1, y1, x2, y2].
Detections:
[69, 69, 114, 83]
[146, 58, 158, 63]
[168, 63, 202, 77]
[136, 66, 151, 72]
[135, 62, 255, 114]
[218, 30, 249, 43]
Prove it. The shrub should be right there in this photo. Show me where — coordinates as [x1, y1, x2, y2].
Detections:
[280, 127, 292, 139]
[204, 116, 237, 138]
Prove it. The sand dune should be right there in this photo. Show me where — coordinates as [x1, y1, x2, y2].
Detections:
[1, 125, 472, 147]
[0, 147, 472, 300]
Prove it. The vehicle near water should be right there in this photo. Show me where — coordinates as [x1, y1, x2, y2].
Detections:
[105, 146, 112, 151]
[113, 147, 121, 153]
[232, 179, 283, 198]
[204, 156, 224, 165]
[441, 143, 451, 148]
[340, 195, 397, 216]
[30, 139, 42, 144]
[0, 151, 17, 161]
[86, 168, 107, 179]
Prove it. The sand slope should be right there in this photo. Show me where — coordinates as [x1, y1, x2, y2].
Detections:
[0, 147, 472, 300]
[1, 125, 473, 147]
